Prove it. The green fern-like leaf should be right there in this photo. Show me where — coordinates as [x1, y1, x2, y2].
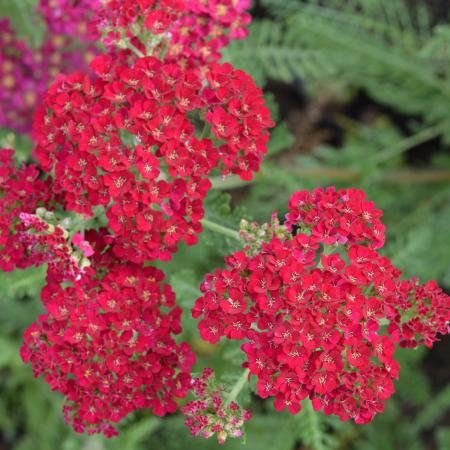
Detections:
[436, 427, 450, 450]
[297, 399, 338, 450]
[223, 20, 334, 86]
[226, 1, 450, 138]
[412, 384, 450, 433]
[0, 267, 46, 334]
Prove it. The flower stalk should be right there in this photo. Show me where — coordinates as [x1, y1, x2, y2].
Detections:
[226, 368, 251, 406]
[201, 218, 241, 241]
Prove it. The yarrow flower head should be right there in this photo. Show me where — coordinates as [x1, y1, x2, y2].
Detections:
[94, 0, 252, 74]
[182, 368, 251, 445]
[21, 235, 195, 436]
[34, 54, 273, 262]
[193, 188, 450, 424]
[286, 187, 386, 249]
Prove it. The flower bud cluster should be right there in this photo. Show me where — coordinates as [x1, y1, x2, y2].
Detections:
[240, 212, 291, 254]
[182, 368, 251, 445]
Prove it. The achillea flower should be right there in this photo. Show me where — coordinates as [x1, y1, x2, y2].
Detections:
[22, 240, 195, 436]
[34, 54, 273, 261]
[93, 0, 252, 74]
[194, 188, 450, 424]
[286, 187, 386, 249]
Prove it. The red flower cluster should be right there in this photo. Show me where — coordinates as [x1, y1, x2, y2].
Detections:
[38, 0, 101, 41]
[164, 0, 252, 73]
[94, 0, 251, 73]
[204, 62, 274, 179]
[286, 187, 386, 249]
[182, 368, 251, 444]
[0, 16, 98, 133]
[1, 2, 271, 438]
[387, 277, 450, 349]
[0, 149, 51, 271]
[34, 54, 272, 261]
[4, 1, 265, 440]
[4, 0, 446, 440]
[21, 239, 195, 436]
[193, 189, 450, 424]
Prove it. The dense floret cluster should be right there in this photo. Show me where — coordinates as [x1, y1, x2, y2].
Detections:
[94, 0, 251, 73]
[22, 239, 195, 436]
[34, 54, 272, 261]
[193, 188, 450, 423]
[286, 187, 386, 249]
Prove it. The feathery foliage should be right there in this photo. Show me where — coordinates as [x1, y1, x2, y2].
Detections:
[226, 0, 450, 139]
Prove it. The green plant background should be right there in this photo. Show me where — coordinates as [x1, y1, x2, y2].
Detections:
[0, 1, 449, 449]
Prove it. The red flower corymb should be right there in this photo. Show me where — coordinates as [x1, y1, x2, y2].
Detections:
[34, 53, 273, 262]
[21, 232, 195, 436]
[93, 0, 252, 75]
[193, 188, 450, 424]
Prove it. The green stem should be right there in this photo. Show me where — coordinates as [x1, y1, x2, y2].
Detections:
[127, 40, 146, 58]
[373, 124, 443, 164]
[201, 218, 241, 241]
[211, 175, 250, 190]
[226, 368, 250, 405]
[158, 36, 170, 61]
[9, 268, 46, 292]
[211, 167, 450, 191]
[199, 121, 211, 140]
